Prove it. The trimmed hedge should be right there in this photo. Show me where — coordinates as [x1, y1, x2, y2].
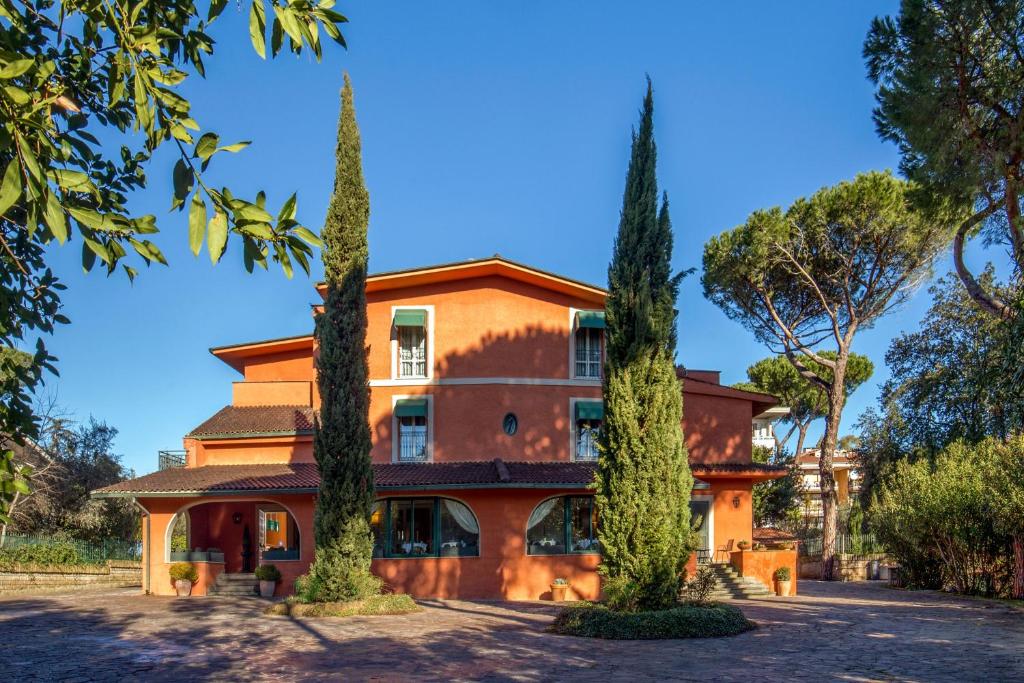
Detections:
[265, 594, 420, 618]
[0, 541, 82, 568]
[549, 602, 755, 640]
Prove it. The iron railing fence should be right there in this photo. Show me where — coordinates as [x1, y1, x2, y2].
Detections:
[799, 533, 884, 557]
[0, 533, 142, 563]
[158, 450, 186, 470]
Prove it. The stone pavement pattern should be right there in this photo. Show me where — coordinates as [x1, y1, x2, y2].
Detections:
[1, 581, 1022, 682]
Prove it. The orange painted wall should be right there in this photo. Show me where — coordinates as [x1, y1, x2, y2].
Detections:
[232, 381, 311, 407]
[697, 478, 754, 556]
[365, 276, 601, 380]
[140, 495, 315, 597]
[730, 549, 799, 595]
[242, 348, 314, 383]
[683, 393, 753, 464]
[192, 436, 313, 466]
[370, 488, 602, 600]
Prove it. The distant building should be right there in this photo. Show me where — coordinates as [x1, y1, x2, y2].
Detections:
[796, 449, 860, 524]
[752, 406, 790, 451]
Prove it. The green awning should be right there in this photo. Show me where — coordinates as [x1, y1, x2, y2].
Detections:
[575, 310, 606, 329]
[394, 399, 427, 418]
[393, 309, 427, 327]
[575, 401, 603, 421]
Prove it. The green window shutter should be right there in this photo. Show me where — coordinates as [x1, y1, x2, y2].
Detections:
[393, 309, 427, 327]
[394, 399, 428, 417]
[575, 400, 603, 421]
[575, 310, 605, 329]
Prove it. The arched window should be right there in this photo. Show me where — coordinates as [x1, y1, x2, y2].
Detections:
[167, 510, 190, 561]
[370, 497, 480, 558]
[526, 495, 599, 555]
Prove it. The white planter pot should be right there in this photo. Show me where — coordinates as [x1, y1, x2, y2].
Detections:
[259, 580, 276, 598]
[175, 579, 193, 597]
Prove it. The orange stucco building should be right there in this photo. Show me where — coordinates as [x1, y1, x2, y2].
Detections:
[95, 257, 791, 600]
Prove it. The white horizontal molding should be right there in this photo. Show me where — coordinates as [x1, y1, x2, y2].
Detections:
[369, 377, 603, 388]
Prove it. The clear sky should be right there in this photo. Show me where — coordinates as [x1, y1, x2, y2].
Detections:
[40, 1, 1005, 475]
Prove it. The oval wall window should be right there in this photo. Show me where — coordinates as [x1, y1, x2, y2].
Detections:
[502, 413, 518, 436]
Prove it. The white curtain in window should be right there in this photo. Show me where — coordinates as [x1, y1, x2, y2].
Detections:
[527, 498, 561, 530]
[442, 499, 479, 534]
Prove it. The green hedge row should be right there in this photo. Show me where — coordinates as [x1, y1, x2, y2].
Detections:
[549, 602, 755, 640]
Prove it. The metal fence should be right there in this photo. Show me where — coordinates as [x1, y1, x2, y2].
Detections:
[0, 533, 142, 563]
[799, 533, 884, 557]
[158, 449, 186, 470]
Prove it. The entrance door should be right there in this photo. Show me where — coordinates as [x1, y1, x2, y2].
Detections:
[689, 499, 712, 564]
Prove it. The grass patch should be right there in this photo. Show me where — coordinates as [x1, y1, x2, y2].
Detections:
[549, 602, 756, 640]
[265, 593, 421, 618]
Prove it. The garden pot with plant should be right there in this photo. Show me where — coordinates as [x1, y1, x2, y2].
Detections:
[773, 566, 792, 597]
[550, 578, 570, 602]
[169, 562, 198, 597]
[737, 540, 750, 551]
[255, 564, 282, 598]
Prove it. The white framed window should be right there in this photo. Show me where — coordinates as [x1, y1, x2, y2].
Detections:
[392, 396, 433, 463]
[390, 306, 434, 381]
[569, 397, 603, 462]
[569, 309, 605, 380]
[398, 326, 427, 378]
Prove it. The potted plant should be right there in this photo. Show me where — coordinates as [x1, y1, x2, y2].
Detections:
[773, 566, 792, 597]
[169, 562, 198, 597]
[737, 540, 750, 550]
[550, 577, 570, 602]
[255, 564, 282, 598]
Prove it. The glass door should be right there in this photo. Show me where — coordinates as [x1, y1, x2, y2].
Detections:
[689, 499, 711, 563]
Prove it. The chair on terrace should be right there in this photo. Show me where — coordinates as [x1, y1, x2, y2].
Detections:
[714, 539, 734, 563]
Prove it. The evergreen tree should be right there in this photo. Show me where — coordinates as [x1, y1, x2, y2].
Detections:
[597, 80, 693, 611]
[301, 74, 380, 602]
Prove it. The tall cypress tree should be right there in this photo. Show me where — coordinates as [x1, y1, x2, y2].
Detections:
[303, 73, 379, 602]
[597, 79, 693, 611]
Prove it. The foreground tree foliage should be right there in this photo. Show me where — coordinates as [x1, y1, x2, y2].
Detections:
[736, 353, 873, 458]
[299, 74, 379, 603]
[870, 436, 1023, 597]
[703, 171, 951, 580]
[597, 80, 693, 612]
[0, 0, 346, 518]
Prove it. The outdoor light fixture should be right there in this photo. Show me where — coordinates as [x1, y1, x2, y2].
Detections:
[232, 512, 243, 524]
[732, 496, 741, 509]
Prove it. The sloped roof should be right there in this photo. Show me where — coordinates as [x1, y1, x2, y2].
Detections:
[93, 460, 598, 497]
[187, 406, 315, 439]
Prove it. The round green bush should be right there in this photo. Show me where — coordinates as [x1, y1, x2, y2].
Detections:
[773, 566, 792, 581]
[169, 562, 199, 583]
[255, 564, 282, 582]
[549, 602, 755, 640]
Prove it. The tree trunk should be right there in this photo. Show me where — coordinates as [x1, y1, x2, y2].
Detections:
[1013, 536, 1024, 601]
[819, 350, 849, 582]
[794, 423, 810, 460]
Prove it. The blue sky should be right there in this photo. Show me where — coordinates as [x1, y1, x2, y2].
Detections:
[41, 1, 1005, 474]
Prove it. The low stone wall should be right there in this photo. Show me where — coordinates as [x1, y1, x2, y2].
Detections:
[0, 560, 141, 595]
[800, 553, 888, 581]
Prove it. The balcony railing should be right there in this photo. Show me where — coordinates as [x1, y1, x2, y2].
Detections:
[398, 431, 428, 462]
[158, 450, 186, 470]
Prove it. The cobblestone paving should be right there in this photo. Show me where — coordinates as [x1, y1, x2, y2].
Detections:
[2, 581, 1022, 682]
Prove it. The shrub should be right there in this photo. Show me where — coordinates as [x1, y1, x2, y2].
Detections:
[265, 593, 420, 618]
[169, 562, 198, 584]
[255, 564, 282, 582]
[602, 575, 642, 612]
[549, 602, 755, 639]
[295, 547, 382, 603]
[870, 439, 1013, 594]
[552, 577, 568, 586]
[773, 566, 791, 581]
[683, 565, 717, 605]
[0, 540, 82, 567]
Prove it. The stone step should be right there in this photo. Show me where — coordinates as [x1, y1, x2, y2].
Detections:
[209, 584, 257, 596]
[217, 573, 256, 582]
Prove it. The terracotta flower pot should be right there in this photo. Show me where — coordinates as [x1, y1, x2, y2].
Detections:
[775, 579, 792, 597]
[550, 584, 568, 602]
[259, 580, 276, 598]
[175, 579, 193, 597]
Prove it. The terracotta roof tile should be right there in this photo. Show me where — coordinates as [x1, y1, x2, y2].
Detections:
[691, 463, 787, 474]
[753, 527, 798, 542]
[93, 459, 597, 497]
[187, 406, 315, 438]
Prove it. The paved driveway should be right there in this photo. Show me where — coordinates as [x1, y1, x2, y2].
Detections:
[1, 581, 1022, 682]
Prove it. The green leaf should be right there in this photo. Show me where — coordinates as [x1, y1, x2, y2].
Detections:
[11, 478, 29, 494]
[235, 203, 274, 223]
[292, 226, 323, 247]
[48, 169, 95, 194]
[274, 5, 304, 46]
[209, 0, 229, 21]
[250, 0, 267, 59]
[189, 193, 207, 256]
[3, 85, 30, 104]
[217, 141, 251, 154]
[277, 192, 298, 222]
[43, 190, 67, 244]
[194, 132, 219, 161]
[82, 240, 96, 273]
[0, 58, 34, 79]
[172, 159, 194, 210]
[0, 157, 21, 217]
[208, 211, 228, 264]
